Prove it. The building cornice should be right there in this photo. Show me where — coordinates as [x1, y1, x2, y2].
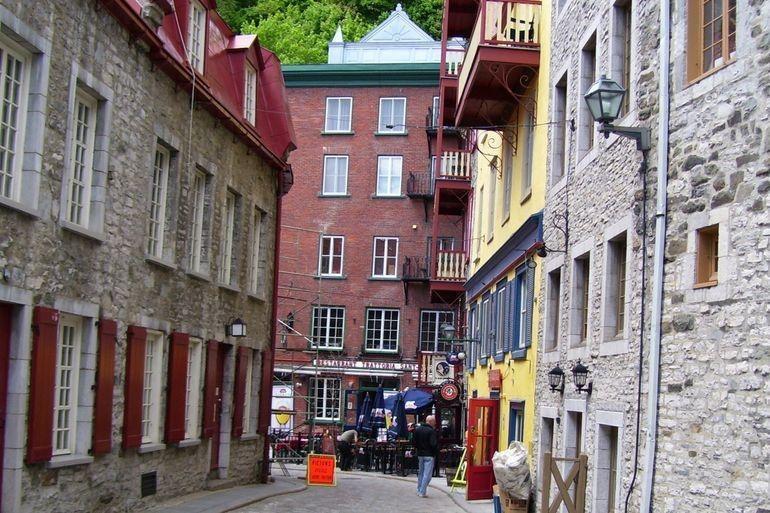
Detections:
[283, 63, 440, 87]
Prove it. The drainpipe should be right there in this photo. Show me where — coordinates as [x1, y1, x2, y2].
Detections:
[640, 0, 671, 508]
[258, 184, 283, 483]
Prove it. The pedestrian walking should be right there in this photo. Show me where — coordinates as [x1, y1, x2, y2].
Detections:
[321, 429, 336, 456]
[413, 415, 438, 497]
[338, 428, 358, 471]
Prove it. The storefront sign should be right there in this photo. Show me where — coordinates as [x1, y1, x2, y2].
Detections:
[307, 454, 337, 486]
[312, 359, 418, 372]
[440, 382, 460, 402]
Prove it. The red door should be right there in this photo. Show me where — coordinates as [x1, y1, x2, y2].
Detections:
[466, 398, 499, 500]
[210, 345, 227, 471]
[0, 303, 12, 506]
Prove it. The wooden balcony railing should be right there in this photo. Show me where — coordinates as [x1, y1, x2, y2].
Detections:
[482, 0, 542, 47]
[439, 151, 472, 179]
[435, 249, 466, 281]
[443, 48, 465, 78]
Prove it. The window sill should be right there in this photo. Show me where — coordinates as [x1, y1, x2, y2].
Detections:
[218, 282, 241, 294]
[61, 220, 106, 243]
[363, 349, 399, 355]
[247, 292, 266, 302]
[374, 131, 408, 136]
[321, 131, 355, 136]
[501, 214, 510, 227]
[314, 274, 347, 280]
[310, 346, 344, 352]
[493, 352, 505, 363]
[510, 348, 527, 360]
[371, 194, 406, 199]
[0, 196, 40, 218]
[318, 193, 351, 199]
[368, 276, 400, 281]
[240, 433, 260, 441]
[576, 147, 599, 173]
[137, 443, 166, 454]
[693, 280, 718, 290]
[486, 235, 494, 245]
[520, 188, 532, 204]
[599, 338, 629, 356]
[177, 438, 202, 448]
[145, 254, 177, 271]
[46, 455, 94, 469]
[686, 59, 735, 88]
[186, 270, 211, 282]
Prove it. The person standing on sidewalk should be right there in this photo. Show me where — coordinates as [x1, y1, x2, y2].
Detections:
[338, 428, 358, 471]
[414, 415, 438, 497]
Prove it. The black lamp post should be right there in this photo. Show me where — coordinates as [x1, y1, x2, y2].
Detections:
[571, 360, 593, 395]
[584, 75, 650, 151]
[548, 365, 565, 394]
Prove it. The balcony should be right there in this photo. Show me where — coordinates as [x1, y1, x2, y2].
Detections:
[435, 249, 467, 281]
[455, 0, 541, 127]
[406, 172, 434, 198]
[435, 150, 472, 216]
[439, 151, 472, 180]
[402, 256, 431, 282]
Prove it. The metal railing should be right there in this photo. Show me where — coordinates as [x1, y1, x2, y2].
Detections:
[402, 255, 431, 280]
[406, 172, 434, 197]
[435, 250, 467, 281]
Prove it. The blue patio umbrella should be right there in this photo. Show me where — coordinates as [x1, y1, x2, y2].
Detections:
[401, 388, 434, 413]
[356, 393, 372, 434]
[387, 392, 408, 439]
[370, 387, 387, 434]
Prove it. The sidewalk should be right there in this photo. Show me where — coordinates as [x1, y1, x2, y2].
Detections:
[149, 476, 307, 513]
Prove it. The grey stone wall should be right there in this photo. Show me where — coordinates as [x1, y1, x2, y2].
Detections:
[0, 0, 279, 511]
[654, 0, 770, 511]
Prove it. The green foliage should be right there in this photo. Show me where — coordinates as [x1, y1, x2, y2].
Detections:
[219, 0, 443, 64]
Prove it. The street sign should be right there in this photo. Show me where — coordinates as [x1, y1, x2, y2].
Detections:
[307, 454, 337, 486]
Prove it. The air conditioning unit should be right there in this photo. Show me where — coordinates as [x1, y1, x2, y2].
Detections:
[427, 355, 454, 386]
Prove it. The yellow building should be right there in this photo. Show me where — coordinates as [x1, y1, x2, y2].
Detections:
[437, 0, 551, 497]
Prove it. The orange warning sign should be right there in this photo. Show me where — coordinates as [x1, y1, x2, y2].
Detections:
[307, 453, 337, 486]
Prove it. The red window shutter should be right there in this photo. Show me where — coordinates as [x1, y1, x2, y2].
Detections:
[92, 319, 117, 455]
[165, 332, 189, 444]
[231, 346, 249, 438]
[26, 306, 59, 464]
[201, 340, 220, 438]
[122, 326, 146, 449]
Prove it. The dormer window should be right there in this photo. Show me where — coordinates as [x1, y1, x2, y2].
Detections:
[244, 65, 256, 124]
[187, 1, 206, 73]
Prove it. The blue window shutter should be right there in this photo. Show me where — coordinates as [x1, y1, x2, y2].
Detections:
[525, 264, 536, 348]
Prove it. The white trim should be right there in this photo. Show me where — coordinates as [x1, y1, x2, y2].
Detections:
[187, 0, 206, 73]
[141, 330, 165, 445]
[322, 155, 349, 196]
[184, 337, 203, 440]
[372, 236, 399, 278]
[318, 235, 345, 277]
[310, 306, 346, 349]
[243, 64, 256, 124]
[309, 377, 342, 421]
[64, 89, 97, 227]
[324, 97, 352, 133]
[248, 206, 264, 295]
[218, 190, 237, 286]
[0, 37, 30, 203]
[52, 314, 83, 456]
[242, 349, 254, 434]
[188, 168, 207, 273]
[147, 144, 171, 259]
[364, 307, 400, 353]
[377, 97, 406, 133]
[375, 155, 403, 197]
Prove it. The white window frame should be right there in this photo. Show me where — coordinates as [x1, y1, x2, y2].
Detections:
[244, 64, 256, 124]
[147, 144, 171, 258]
[0, 38, 30, 203]
[310, 377, 341, 421]
[520, 110, 534, 200]
[372, 237, 399, 278]
[185, 337, 203, 440]
[52, 314, 83, 456]
[248, 207, 264, 295]
[378, 97, 406, 133]
[219, 190, 237, 286]
[324, 97, 352, 133]
[486, 163, 496, 242]
[65, 90, 98, 228]
[189, 169, 207, 273]
[364, 308, 400, 353]
[242, 349, 254, 433]
[322, 155, 348, 196]
[376, 155, 402, 197]
[318, 235, 344, 277]
[544, 262, 563, 353]
[419, 310, 455, 353]
[311, 306, 346, 350]
[141, 330, 165, 445]
[187, 0, 206, 73]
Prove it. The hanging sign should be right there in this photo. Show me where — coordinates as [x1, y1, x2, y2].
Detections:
[307, 454, 337, 486]
[440, 382, 460, 402]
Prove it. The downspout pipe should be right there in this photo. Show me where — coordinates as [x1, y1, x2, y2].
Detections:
[640, 0, 671, 508]
[258, 184, 284, 483]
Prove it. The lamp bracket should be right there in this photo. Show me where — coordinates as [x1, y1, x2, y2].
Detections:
[598, 123, 651, 151]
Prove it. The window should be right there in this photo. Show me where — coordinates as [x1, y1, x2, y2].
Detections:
[604, 234, 628, 340]
[565, 410, 584, 459]
[695, 224, 719, 287]
[53, 315, 83, 455]
[65, 90, 98, 227]
[539, 416, 555, 488]
[552, 74, 568, 181]
[322, 155, 348, 195]
[372, 237, 398, 278]
[508, 402, 525, 444]
[311, 306, 345, 349]
[310, 378, 341, 421]
[219, 191, 238, 286]
[475, 186, 484, 256]
[502, 136, 513, 220]
[0, 39, 28, 202]
[142, 331, 165, 444]
[376, 156, 402, 196]
[147, 145, 171, 258]
[242, 350, 254, 433]
[185, 338, 203, 439]
[495, 283, 507, 354]
[187, 0, 206, 73]
[596, 425, 621, 513]
[437, 237, 455, 251]
[189, 169, 209, 273]
[319, 235, 344, 277]
[480, 294, 491, 356]
[521, 110, 534, 199]
[430, 155, 437, 178]
[512, 266, 535, 351]
[468, 305, 478, 369]
[419, 310, 455, 353]
[324, 97, 352, 132]
[687, 0, 736, 81]
[378, 97, 406, 133]
[612, 0, 633, 116]
[487, 164, 496, 241]
[544, 267, 562, 351]
[244, 65, 256, 124]
[578, 33, 597, 159]
[571, 254, 591, 346]
[365, 308, 399, 352]
[430, 96, 440, 127]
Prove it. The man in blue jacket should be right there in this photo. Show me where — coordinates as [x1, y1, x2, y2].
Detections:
[413, 415, 438, 497]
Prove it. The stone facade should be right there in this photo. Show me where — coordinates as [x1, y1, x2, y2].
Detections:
[0, 0, 292, 512]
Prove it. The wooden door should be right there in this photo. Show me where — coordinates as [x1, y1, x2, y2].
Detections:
[210, 345, 227, 471]
[466, 398, 499, 500]
[0, 303, 12, 507]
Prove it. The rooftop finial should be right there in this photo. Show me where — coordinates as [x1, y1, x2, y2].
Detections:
[396, 3, 402, 11]
[331, 24, 344, 43]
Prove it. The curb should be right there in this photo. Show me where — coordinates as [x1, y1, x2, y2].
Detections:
[221, 482, 308, 513]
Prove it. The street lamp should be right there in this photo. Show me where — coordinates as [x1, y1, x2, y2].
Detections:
[440, 322, 457, 341]
[226, 318, 247, 338]
[571, 360, 593, 395]
[548, 364, 565, 394]
[584, 75, 650, 151]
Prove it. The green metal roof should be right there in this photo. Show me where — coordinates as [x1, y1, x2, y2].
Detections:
[282, 63, 440, 87]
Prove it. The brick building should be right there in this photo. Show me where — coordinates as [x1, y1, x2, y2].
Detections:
[273, 6, 467, 439]
[0, 0, 294, 511]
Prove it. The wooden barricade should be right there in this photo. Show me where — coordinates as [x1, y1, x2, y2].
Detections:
[540, 453, 587, 513]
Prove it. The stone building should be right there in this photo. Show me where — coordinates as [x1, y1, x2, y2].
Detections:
[273, 5, 466, 441]
[0, 0, 294, 511]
